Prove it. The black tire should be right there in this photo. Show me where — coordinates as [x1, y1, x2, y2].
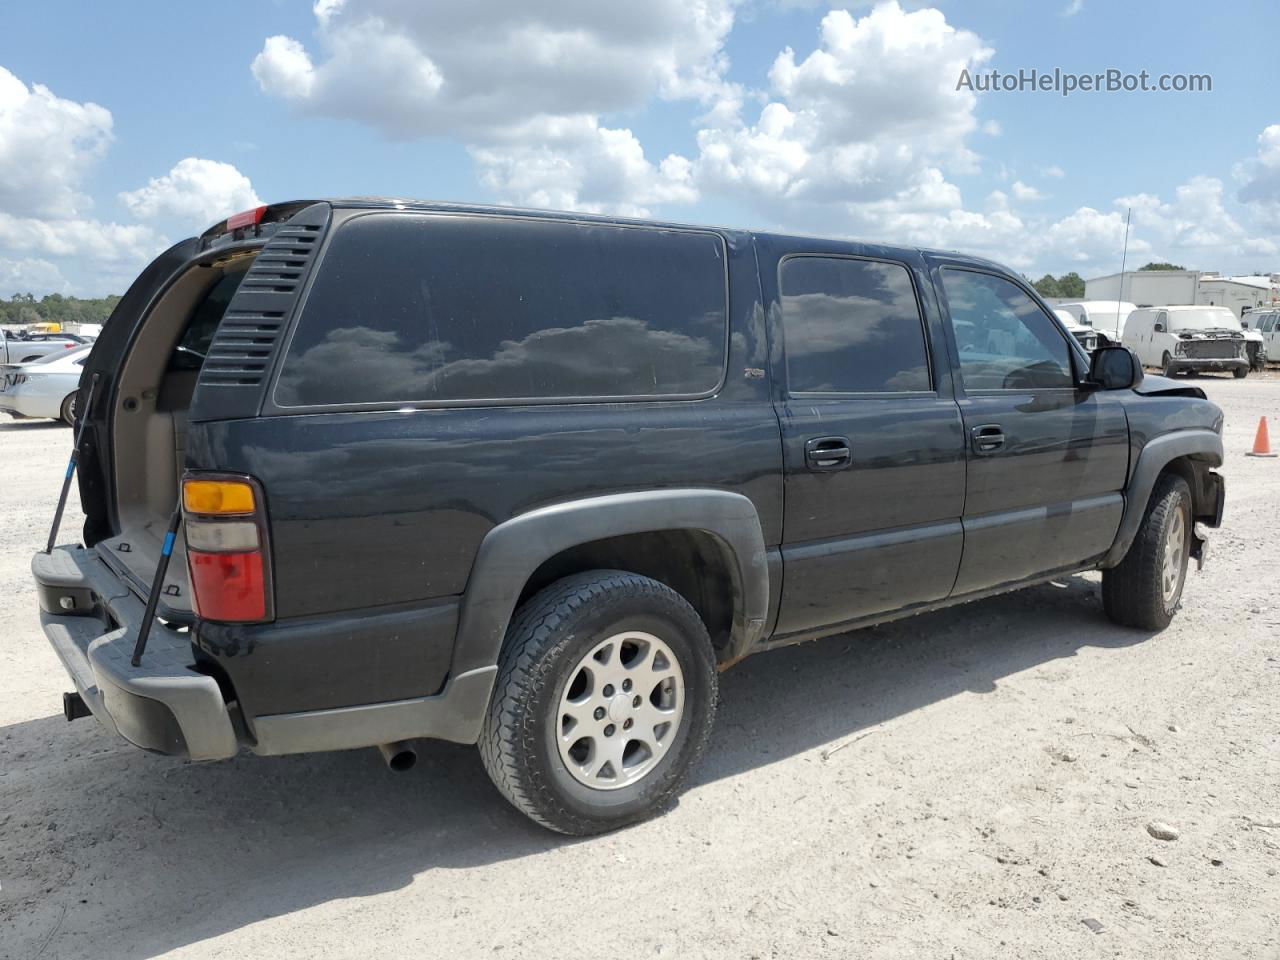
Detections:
[1161, 352, 1176, 377]
[59, 392, 77, 426]
[1102, 474, 1192, 631]
[1233, 366, 1249, 379]
[479, 570, 717, 835]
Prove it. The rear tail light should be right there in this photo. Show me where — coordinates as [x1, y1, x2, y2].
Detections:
[182, 475, 272, 622]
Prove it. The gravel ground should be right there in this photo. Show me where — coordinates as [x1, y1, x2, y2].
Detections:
[1, 375, 1278, 960]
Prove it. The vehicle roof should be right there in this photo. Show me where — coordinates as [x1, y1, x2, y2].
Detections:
[234, 196, 1019, 276]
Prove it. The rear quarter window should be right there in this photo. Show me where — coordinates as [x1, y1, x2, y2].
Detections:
[274, 213, 729, 407]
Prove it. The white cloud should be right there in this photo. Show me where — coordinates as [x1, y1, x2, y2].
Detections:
[1119, 176, 1251, 256]
[0, 65, 113, 218]
[1042, 164, 1066, 179]
[1062, 0, 1084, 16]
[693, 2, 993, 225]
[1011, 180, 1044, 201]
[0, 66, 171, 295]
[1234, 123, 1280, 210]
[0, 213, 167, 267]
[250, 0, 734, 214]
[471, 117, 696, 216]
[1041, 206, 1143, 267]
[251, 0, 734, 140]
[120, 157, 261, 227]
[251, 36, 316, 100]
[0, 256, 69, 295]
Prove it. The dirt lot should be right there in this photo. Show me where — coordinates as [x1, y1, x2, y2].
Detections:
[1, 375, 1278, 960]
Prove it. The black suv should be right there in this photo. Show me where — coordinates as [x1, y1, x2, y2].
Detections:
[33, 200, 1225, 834]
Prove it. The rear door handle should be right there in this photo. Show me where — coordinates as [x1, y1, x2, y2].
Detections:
[970, 424, 1006, 455]
[804, 436, 852, 471]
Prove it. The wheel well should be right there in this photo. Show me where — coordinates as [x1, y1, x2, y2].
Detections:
[1157, 456, 1213, 521]
[515, 530, 737, 659]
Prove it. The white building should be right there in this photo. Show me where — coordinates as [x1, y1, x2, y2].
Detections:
[1084, 270, 1279, 318]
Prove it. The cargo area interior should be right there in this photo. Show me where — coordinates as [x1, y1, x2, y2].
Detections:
[101, 258, 253, 614]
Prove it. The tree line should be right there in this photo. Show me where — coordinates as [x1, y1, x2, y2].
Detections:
[1031, 263, 1187, 299]
[0, 292, 121, 329]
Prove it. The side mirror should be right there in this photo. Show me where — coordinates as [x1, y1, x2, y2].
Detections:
[1089, 345, 1143, 390]
[1153, 322, 1165, 333]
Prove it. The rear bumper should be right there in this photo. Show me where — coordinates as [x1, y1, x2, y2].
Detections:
[33, 545, 495, 760]
[34, 547, 239, 760]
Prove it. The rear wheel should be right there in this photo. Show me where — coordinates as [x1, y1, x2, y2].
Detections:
[59, 392, 77, 426]
[479, 570, 717, 835]
[1102, 474, 1192, 631]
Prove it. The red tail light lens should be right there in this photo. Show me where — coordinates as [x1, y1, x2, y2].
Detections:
[189, 551, 266, 621]
[182, 475, 272, 623]
[226, 205, 267, 231]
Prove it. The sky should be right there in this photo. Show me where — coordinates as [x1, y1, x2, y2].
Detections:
[1, 0, 1278, 297]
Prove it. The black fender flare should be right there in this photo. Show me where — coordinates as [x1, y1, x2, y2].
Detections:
[450, 489, 770, 677]
[1100, 429, 1223, 568]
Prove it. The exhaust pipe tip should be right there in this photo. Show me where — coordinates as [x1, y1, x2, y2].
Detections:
[377, 740, 417, 772]
[63, 691, 91, 722]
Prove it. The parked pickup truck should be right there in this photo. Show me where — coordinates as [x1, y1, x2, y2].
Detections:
[33, 200, 1226, 835]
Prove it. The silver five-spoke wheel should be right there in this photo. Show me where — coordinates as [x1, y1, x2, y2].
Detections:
[557, 631, 684, 790]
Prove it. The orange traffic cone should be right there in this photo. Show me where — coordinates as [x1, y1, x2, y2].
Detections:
[1246, 416, 1277, 458]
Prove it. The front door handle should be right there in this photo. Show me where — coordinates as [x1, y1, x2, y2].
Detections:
[970, 423, 1006, 455]
[805, 436, 852, 471]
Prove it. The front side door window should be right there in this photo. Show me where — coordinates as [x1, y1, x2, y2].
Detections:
[940, 269, 1073, 391]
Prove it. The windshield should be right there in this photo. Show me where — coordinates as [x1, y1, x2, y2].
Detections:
[1168, 309, 1241, 332]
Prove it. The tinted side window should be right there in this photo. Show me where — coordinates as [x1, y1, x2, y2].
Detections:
[275, 215, 728, 406]
[941, 269, 1073, 390]
[780, 257, 931, 393]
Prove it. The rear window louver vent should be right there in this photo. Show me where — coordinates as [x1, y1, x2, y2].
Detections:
[191, 203, 330, 419]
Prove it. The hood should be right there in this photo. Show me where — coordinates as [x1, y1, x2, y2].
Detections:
[1133, 374, 1206, 399]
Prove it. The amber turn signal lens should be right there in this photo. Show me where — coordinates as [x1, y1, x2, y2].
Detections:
[183, 479, 256, 515]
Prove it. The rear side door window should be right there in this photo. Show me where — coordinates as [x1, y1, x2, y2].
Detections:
[780, 256, 931, 394]
[940, 269, 1073, 391]
[275, 214, 729, 407]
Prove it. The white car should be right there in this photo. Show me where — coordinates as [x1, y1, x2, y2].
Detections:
[1121, 306, 1249, 378]
[0, 345, 91, 424]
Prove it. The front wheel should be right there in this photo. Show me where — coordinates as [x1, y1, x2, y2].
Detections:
[479, 570, 717, 835]
[1161, 352, 1177, 377]
[1102, 474, 1192, 631]
[1233, 366, 1249, 379]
